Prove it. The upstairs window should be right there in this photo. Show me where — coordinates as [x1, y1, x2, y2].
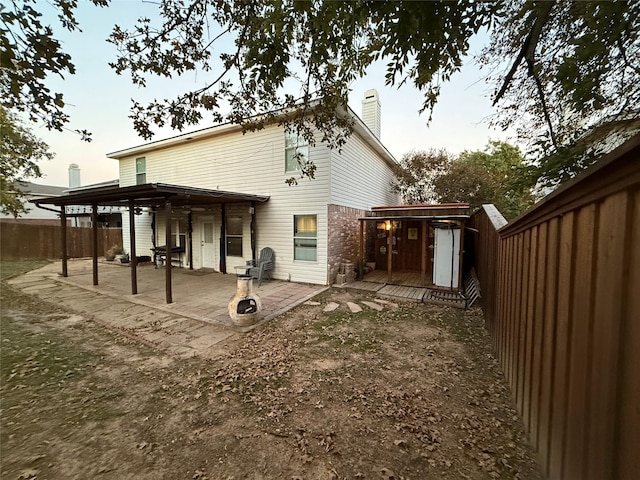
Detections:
[135, 157, 146, 184]
[293, 215, 317, 261]
[285, 131, 309, 172]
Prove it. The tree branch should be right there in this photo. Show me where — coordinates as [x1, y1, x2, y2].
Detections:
[493, 1, 555, 105]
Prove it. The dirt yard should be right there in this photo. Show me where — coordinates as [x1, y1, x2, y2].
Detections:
[1, 260, 543, 479]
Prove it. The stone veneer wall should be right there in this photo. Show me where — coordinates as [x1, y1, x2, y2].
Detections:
[327, 204, 371, 284]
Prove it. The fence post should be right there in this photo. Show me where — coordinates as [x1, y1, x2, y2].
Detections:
[60, 208, 68, 277]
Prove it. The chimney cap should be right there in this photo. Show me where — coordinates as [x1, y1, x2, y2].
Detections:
[363, 89, 379, 100]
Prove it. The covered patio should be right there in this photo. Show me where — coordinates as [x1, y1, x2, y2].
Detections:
[34, 183, 270, 304]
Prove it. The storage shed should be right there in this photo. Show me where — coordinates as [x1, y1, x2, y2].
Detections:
[359, 204, 469, 290]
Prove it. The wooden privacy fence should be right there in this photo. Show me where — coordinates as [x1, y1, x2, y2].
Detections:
[1, 223, 122, 259]
[470, 136, 640, 480]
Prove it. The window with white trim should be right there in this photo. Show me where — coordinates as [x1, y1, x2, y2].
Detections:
[135, 157, 146, 185]
[293, 215, 317, 261]
[170, 216, 187, 249]
[285, 131, 309, 172]
[226, 216, 243, 257]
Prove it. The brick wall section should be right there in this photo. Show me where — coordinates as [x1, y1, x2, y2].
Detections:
[327, 204, 370, 284]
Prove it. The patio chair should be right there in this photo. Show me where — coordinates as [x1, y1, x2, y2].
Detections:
[247, 247, 275, 286]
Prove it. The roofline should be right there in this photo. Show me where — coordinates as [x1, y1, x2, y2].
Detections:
[359, 215, 469, 221]
[372, 203, 469, 211]
[33, 182, 270, 207]
[107, 122, 243, 159]
[64, 179, 119, 193]
[107, 103, 398, 168]
[339, 105, 397, 169]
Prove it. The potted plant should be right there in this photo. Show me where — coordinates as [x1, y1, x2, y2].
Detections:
[119, 251, 130, 264]
[105, 246, 116, 261]
[110, 245, 125, 262]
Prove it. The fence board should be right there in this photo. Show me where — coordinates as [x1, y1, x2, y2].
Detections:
[517, 231, 531, 413]
[511, 234, 524, 392]
[530, 222, 547, 448]
[615, 188, 640, 477]
[523, 226, 538, 432]
[586, 192, 628, 479]
[563, 204, 598, 480]
[1, 223, 122, 259]
[548, 211, 575, 479]
[538, 217, 559, 475]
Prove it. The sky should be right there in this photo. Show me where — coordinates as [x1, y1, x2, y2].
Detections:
[33, 0, 512, 188]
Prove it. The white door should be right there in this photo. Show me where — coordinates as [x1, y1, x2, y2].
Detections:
[433, 226, 460, 289]
[200, 217, 216, 269]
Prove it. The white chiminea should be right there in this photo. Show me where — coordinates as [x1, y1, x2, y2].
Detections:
[228, 275, 262, 326]
[361, 89, 381, 139]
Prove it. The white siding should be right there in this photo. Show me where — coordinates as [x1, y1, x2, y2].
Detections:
[330, 133, 400, 210]
[118, 124, 332, 284]
[121, 209, 154, 258]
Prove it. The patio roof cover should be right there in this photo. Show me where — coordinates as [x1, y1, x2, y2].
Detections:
[35, 183, 269, 305]
[33, 182, 270, 208]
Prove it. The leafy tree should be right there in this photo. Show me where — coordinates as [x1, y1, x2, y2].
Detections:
[481, 1, 640, 188]
[433, 142, 535, 220]
[3, 0, 638, 188]
[0, 107, 54, 217]
[390, 149, 451, 205]
[1, 0, 107, 139]
[392, 142, 534, 220]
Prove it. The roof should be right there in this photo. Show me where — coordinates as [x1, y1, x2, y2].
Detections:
[16, 181, 67, 197]
[106, 104, 398, 169]
[359, 215, 469, 221]
[65, 179, 119, 193]
[371, 203, 469, 211]
[32, 183, 270, 208]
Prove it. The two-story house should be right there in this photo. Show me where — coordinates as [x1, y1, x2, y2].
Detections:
[105, 90, 400, 285]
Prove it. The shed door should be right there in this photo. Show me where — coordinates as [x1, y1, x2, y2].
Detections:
[433, 226, 460, 288]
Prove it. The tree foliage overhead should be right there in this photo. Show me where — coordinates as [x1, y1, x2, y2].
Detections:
[1, 0, 108, 140]
[392, 142, 535, 221]
[106, 0, 496, 163]
[2, 0, 638, 188]
[481, 0, 640, 187]
[0, 107, 54, 217]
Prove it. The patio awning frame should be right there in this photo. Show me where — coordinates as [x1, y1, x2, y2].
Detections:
[34, 182, 270, 208]
[33, 183, 270, 304]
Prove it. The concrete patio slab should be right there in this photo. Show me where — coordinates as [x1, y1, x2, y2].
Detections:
[8, 259, 327, 358]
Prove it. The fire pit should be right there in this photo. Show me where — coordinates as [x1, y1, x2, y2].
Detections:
[228, 275, 262, 326]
